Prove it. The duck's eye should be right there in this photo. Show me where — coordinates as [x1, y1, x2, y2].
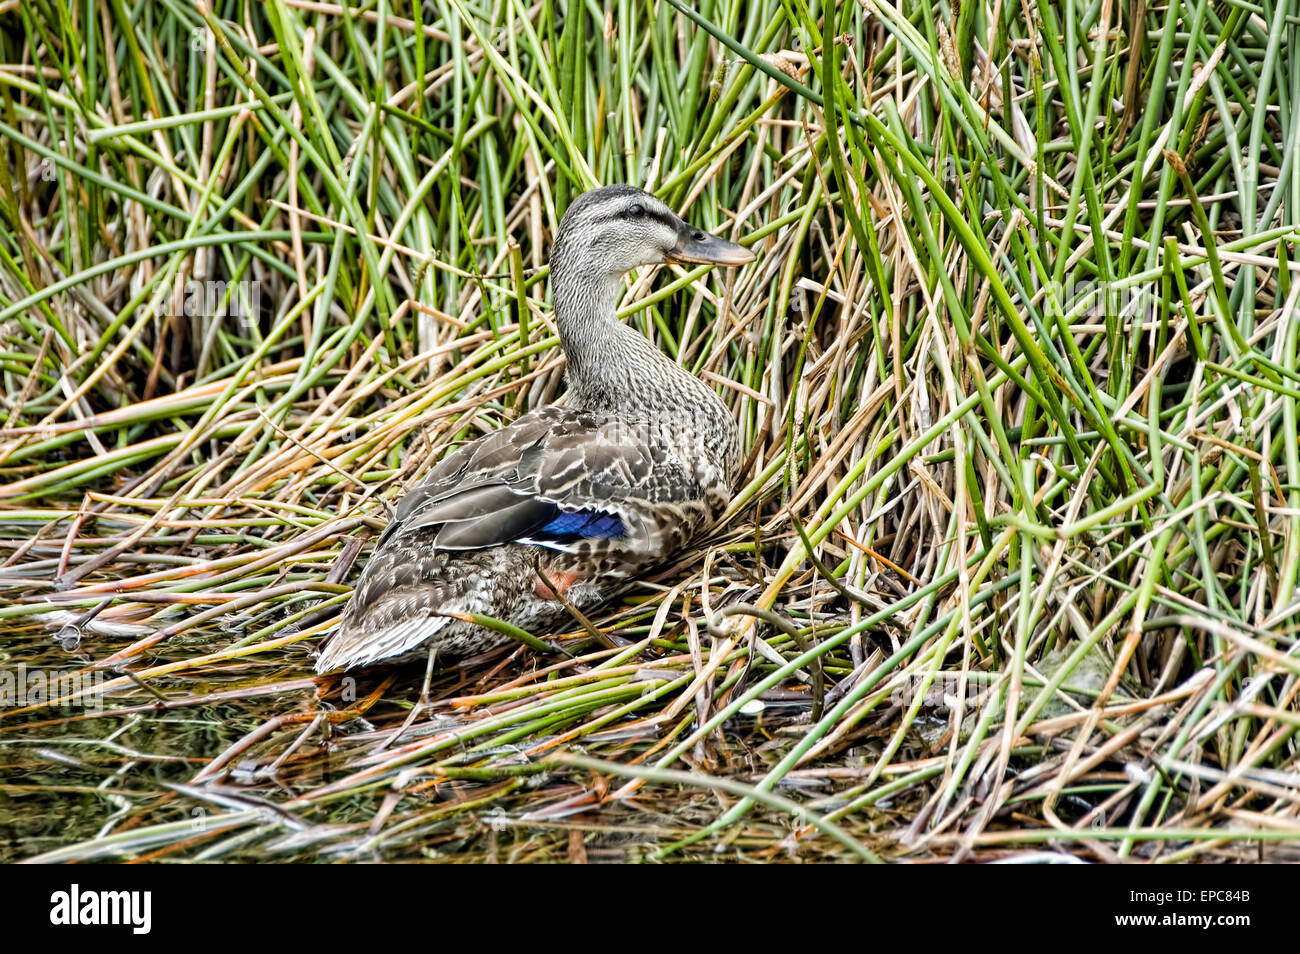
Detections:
[627, 203, 644, 218]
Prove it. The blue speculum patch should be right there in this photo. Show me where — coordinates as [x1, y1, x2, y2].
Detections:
[539, 510, 625, 538]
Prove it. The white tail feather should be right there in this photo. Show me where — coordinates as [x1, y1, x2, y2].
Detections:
[315, 615, 451, 673]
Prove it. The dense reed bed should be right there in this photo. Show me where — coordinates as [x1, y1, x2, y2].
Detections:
[1, 0, 1298, 862]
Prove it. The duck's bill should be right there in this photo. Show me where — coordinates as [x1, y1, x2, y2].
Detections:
[668, 230, 756, 266]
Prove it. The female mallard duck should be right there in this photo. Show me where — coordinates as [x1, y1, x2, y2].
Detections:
[315, 186, 754, 672]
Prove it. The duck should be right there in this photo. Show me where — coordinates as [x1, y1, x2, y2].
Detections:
[315, 185, 755, 672]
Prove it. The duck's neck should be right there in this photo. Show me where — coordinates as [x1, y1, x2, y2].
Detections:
[550, 259, 682, 413]
[549, 261, 625, 396]
[549, 255, 739, 483]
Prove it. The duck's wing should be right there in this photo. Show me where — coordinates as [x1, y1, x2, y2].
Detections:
[380, 405, 722, 556]
[318, 408, 725, 671]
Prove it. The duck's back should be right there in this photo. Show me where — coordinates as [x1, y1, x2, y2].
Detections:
[315, 404, 733, 671]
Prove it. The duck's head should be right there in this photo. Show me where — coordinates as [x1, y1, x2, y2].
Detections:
[550, 185, 754, 278]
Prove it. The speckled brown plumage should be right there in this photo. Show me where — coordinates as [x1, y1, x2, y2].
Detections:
[315, 186, 753, 672]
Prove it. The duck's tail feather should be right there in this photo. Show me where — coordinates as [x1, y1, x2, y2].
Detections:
[315, 543, 471, 673]
[314, 614, 451, 673]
